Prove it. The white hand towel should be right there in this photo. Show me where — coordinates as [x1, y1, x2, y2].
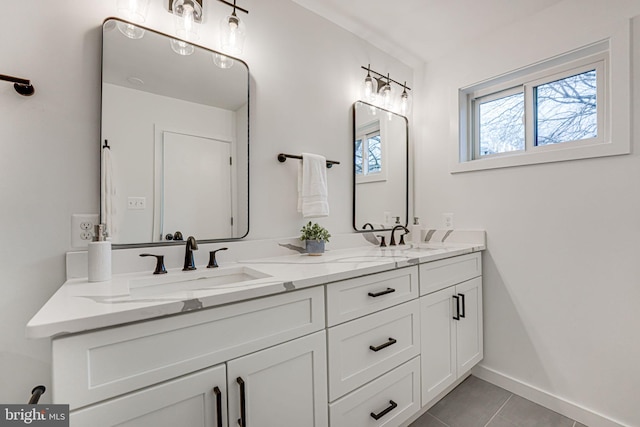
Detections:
[297, 153, 329, 217]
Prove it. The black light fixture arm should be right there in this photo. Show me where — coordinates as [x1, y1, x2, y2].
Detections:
[0, 74, 35, 96]
[217, 0, 249, 14]
[361, 65, 411, 91]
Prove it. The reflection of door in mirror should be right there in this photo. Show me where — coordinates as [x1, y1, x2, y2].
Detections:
[353, 101, 408, 231]
[159, 132, 233, 241]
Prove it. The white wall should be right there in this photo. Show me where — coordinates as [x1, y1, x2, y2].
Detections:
[415, 1, 640, 425]
[0, 0, 412, 404]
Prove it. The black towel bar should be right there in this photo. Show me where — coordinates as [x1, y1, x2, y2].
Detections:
[277, 153, 340, 168]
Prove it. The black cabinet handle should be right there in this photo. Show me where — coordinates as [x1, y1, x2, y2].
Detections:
[368, 287, 396, 298]
[369, 337, 397, 352]
[237, 377, 246, 427]
[453, 295, 460, 320]
[370, 400, 398, 420]
[213, 386, 223, 427]
[458, 293, 466, 318]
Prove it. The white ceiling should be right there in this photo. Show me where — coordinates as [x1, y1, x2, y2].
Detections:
[290, 0, 565, 67]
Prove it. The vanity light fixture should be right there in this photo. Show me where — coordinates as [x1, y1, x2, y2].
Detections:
[399, 82, 412, 115]
[116, 0, 150, 39]
[361, 64, 378, 103]
[218, 0, 249, 55]
[379, 74, 393, 110]
[169, 0, 203, 56]
[359, 66, 412, 116]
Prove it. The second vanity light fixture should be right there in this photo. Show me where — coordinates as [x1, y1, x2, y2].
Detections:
[361, 65, 412, 116]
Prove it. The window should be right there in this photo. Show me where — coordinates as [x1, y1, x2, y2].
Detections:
[355, 120, 386, 183]
[454, 35, 631, 173]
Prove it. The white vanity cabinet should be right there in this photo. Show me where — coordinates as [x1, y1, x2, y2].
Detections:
[419, 253, 483, 406]
[326, 266, 422, 427]
[226, 331, 328, 427]
[71, 364, 227, 426]
[52, 287, 327, 427]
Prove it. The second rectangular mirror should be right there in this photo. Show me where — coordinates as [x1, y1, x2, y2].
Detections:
[353, 101, 408, 231]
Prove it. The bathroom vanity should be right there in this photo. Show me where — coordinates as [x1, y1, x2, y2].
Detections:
[28, 233, 484, 427]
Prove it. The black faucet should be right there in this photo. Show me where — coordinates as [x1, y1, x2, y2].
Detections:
[362, 223, 375, 230]
[183, 236, 198, 271]
[390, 225, 409, 246]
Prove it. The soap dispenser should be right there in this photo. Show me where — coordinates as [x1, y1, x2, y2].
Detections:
[88, 224, 112, 282]
[411, 217, 421, 245]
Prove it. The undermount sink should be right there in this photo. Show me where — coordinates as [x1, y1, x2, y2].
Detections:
[128, 266, 271, 298]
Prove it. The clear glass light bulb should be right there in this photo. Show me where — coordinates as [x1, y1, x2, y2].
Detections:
[170, 0, 202, 56]
[380, 83, 392, 109]
[221, 13, 246, 55]
[400, 88, 412, 116]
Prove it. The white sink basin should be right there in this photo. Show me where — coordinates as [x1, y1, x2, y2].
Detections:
[129, 266, 271, 298]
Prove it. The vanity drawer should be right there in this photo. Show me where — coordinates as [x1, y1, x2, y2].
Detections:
[327, 300, 420, 401]
[420, 252, 482, 296]
[329, 357, 421, 427]
[52, 287, 324, 410]
[326, 266, 419, 327]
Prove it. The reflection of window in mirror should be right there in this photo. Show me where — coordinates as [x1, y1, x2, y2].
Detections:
[355, 120, 387, 183]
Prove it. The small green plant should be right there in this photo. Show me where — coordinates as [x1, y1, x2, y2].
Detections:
[300, 221, 331, 242]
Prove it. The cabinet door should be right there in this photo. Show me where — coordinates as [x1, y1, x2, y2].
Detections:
[420, 286, 457, 406]
[455, 277, 483, 375]
[227, 331, 328, 427]
[70, 364, 227, 427]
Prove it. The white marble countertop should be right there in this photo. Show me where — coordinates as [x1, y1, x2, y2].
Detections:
[27, 237, 484, 339]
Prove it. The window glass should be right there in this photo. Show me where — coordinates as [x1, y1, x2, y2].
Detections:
[478, 92, 525, 156]
[366, 135, 382, 174]
[355, 138, 363, 174]
[535, 69, 597, 146]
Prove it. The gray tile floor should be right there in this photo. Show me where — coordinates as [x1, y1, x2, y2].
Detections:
[410, 376, 588, 427]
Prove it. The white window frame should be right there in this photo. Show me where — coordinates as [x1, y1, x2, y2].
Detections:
[355, 119, 387, 184]
[453, 32, 631, 173]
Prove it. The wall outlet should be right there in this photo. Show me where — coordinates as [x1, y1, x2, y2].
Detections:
[442, 213, 454, 229]
[127, 196, 146, 210]
[71, 214, 99, 248]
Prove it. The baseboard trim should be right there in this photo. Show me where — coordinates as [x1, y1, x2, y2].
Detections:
[473, 364, 629, 427]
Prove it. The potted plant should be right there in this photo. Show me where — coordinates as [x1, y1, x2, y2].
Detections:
[300, 221, 331, 256]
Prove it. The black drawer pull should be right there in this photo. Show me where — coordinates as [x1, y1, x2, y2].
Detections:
[369, 337, 397, 352]
[458, 293, 466, 318]
[453, 295, 460, 320]
[213, 386, 223, 427]
[370, 400, 398, 420]
[237, 377, 246, 427]
[368, 287, 396, 298]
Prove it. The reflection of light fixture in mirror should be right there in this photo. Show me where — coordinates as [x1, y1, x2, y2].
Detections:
[218, 0, 249, 56]
[213, 53, 235, 69]
[116, 0, 150, 39]
[361, 64, 378, 103]
[399, 82, 412, 116]
[169, 0, 202, 56]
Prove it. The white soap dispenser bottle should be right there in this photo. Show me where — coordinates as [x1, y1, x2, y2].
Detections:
[88, 224, 112, 282]
[411, 217, 422, 245]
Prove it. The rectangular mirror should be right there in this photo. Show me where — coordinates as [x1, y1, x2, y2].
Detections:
[101, 18, 249, 247]
[353, 101, 408, 231]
